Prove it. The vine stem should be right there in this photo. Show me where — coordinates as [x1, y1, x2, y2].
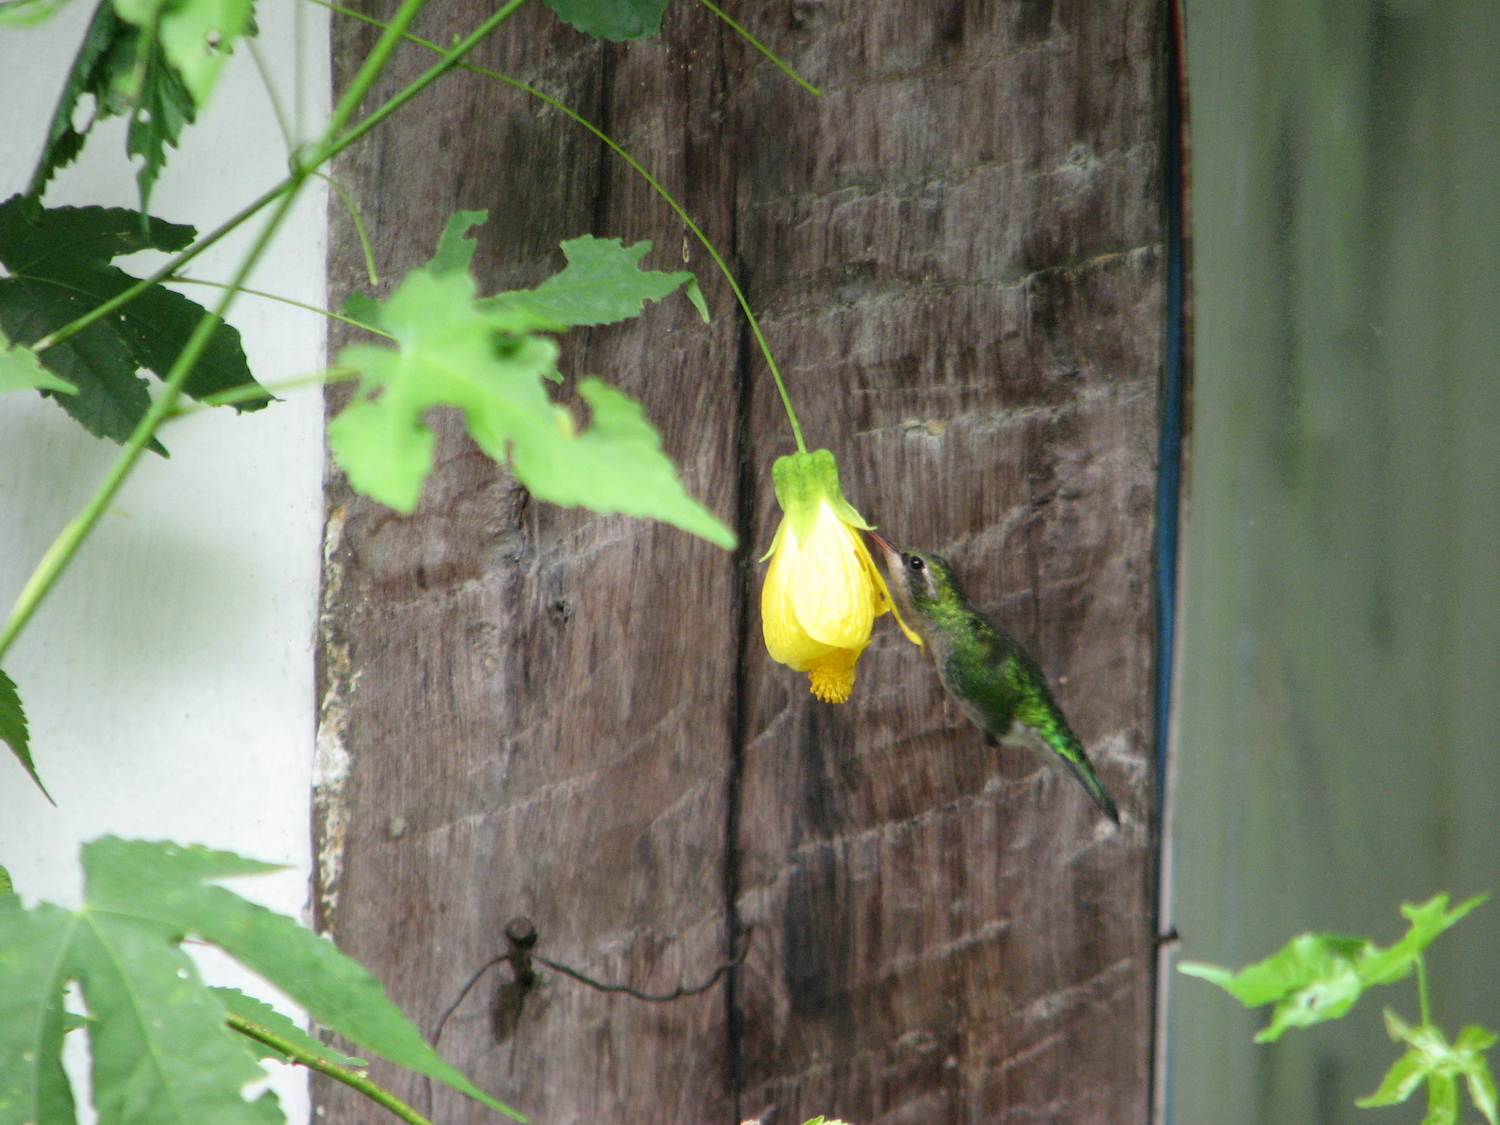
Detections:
[1, 0, 530, 663]
[225, 1014, 435, 1125]
[316, 0, 810, 455]
[167, 275, 392, 337]
[694, 0, 821, 96]
[166, 368, 360, 418]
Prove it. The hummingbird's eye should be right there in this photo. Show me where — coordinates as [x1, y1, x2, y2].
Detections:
[906, 555, 925, 573]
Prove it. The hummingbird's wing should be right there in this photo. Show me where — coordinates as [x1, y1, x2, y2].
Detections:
[1005, 648, 1120, 824]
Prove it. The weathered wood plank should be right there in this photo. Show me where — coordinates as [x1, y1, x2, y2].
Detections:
[316, 0, 1165, 1122]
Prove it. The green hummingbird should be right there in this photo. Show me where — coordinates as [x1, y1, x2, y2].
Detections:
[868, 531, 1120, 824]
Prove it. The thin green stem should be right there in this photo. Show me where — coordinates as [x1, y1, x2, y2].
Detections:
[322, 0, 430, 146]
[305, 0, 531, 173]
[225, 1014, 435, 1125]
[167, 367, 358, 417]
[316, 0, 808, 453]
[167, 275, 392, 337]
[1417, 953, 1432, 1027]
[246, 37, 298, 155]
[695, 0, 820, 95]
[315, 172, 381, 284]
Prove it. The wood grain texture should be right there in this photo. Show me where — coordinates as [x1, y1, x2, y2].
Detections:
[315, 1, 1166, 1122]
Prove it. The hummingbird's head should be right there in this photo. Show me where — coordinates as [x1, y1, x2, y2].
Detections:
[865, 532, 965, 632]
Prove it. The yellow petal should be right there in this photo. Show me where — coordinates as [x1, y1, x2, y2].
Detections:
[761, 519, 838, 669]
[788, 503, 876, 650]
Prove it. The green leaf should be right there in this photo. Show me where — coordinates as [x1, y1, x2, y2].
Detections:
[0, 667, 51, 799]
[211, 987, 365, 1069]
[0, 897, 278, 1125]
[77, 914, 282, 1125]
[1457, 1026, 1499, 1125]
[1180, 896, 1490, 1044]
[330, 219, 733, 547]
[111, 0, 254, 107]
[541, 0, 667, 39]
[683, 275, 709, 323]
[429, 209, 489, 277]
[1358, 1045, 1430, 1107]
[492, 235, 706, 327]
[340, 290, 384, 332]
[0, 866, 12, 897]
[0, 195, 266, 446]
[0, 902, 80, 1125]
[28, 2, 199, 213]
[1180, 933, 1372, 1041]
[1359, 1010, 1500, 1125]
[81, 838, 522, 1120]
[515, 377, 736, 547]
[339, 208, 488, 330]
[1426, 1073, 1460, 1125]
[329, 268, 562, 512]
[0, 0, 75, 24]
[0, 327, 76, 394]
[1359, 894, 1489, 986]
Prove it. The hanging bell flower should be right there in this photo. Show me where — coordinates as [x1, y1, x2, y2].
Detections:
[760, 449, 920, 703]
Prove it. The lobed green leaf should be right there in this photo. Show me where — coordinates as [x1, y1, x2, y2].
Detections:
[72, 911, 281, 1125]
[428, 209, 489, 278]
[332, 213, 733, 547]
[0, 196, 266, 447]
[1179, 895, 1490, 1044]
[81, 838, 522, 1119]
[514, 377, 736, 547]
[1180, 933, 1371, 1041]
[541, 0, 668, 40]
[1356, 1009, 1500, 1125]
[491, 235, 709, 327]
[0, 838, 522, 1125]
[1359, 894, 1489, 986]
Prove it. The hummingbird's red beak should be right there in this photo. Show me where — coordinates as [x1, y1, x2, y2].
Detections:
[865, 529, 894, 552]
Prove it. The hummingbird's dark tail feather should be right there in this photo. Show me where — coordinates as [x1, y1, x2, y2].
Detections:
[1061, 755, 1120, 824]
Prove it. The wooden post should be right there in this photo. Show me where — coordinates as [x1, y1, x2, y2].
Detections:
[316, 1, 1166, 1122]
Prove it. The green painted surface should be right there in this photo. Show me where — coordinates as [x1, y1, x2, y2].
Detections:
[1168, 1, 1500, 1121]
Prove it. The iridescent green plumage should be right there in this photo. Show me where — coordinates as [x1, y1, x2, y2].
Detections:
[869, 533, 1119, 824]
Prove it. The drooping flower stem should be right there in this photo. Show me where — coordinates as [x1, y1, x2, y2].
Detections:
[316, 0, 811, 455]
[695, 0, 822, 96]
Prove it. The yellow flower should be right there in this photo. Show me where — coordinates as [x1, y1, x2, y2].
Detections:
[760, 449, 920, 703]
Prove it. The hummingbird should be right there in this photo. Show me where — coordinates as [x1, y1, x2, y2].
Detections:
[867, 531, 1120, 824]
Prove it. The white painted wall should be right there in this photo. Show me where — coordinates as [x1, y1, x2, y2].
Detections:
[0, 5, 329, 1122]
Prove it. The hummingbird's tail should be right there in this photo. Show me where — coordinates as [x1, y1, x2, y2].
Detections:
[1059, 753, 1120, 825]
